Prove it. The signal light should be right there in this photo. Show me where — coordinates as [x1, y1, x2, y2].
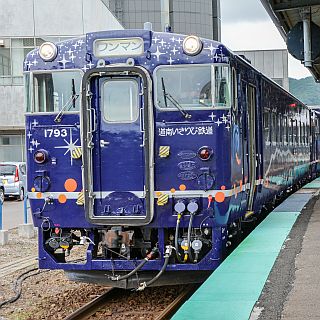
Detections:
[198, 147, 213, 161]
[34, 149, 48, 164]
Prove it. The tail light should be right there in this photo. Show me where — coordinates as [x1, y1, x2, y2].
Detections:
[198, 146, 213, 161]
[14, 166, 19, 182]
[34, 149, 48, 164]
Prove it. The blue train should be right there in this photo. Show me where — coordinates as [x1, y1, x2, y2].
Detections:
[24, 27, 320, 289]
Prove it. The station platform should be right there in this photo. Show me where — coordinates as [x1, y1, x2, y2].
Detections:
[173, 178, 320, 320]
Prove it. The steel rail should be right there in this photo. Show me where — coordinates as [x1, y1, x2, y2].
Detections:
[64, 287, 124, 320]
[155, 284, 199, 320]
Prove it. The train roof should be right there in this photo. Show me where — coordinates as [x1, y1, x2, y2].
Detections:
[228, 48, 307, 108]
[24, 29, 306, 109]
[24, 29, 230, 73]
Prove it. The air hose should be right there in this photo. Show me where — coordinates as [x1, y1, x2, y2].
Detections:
[174, 213, 183, 263]
[187, 212, 195, 263]
[137, 245, 173, 291]
[0, 268, 49, 309]
[109, 247, 159, 281]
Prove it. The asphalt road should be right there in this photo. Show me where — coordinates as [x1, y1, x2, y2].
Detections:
[1, 198, 33, 230]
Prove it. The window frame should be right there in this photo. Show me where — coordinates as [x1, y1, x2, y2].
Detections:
[25, 69, 83, 114]
[231, 67, 238, 113]
[101, 77, 140, 124]
[153, 63, 231, 111]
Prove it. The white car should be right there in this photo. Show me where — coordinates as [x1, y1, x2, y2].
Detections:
[0, 162, 26, 201]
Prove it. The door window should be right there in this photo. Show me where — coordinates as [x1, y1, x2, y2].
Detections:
[102, 79, 139, 123]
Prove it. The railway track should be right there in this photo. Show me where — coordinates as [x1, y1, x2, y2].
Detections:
[0, 256, 37, 278]
[154, 284, 198, 320]
[64, 284, 197, 320]
[64, 287, 122, 320]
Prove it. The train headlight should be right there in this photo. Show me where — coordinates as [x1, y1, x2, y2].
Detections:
[183, 36, 203, 56]
[39, 42, 58, 61]
[34, 149, 49, 164]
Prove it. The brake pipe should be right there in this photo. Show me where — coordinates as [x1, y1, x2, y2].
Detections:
[175, 213, 183, 263]
[187, 212, 195, 263]
[137, 245, 173, 291]
[109, 247, 159, 281]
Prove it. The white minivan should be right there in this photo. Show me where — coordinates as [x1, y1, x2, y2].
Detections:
[0, 162, 26, 201]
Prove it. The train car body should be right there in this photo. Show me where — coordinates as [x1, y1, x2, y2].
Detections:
[24, 28, 320, 289]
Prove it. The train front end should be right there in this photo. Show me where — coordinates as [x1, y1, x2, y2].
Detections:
[24, 30, 234, 289]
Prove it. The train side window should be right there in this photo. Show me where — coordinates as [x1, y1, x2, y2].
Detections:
[271, 113, 277, 143]
[306, 123, 310, 145]
[24, 73, 31, 112]
[289, 119, 293, 145]
[283, 117, 288, 144]
[294, 120, 298, 145]
[102, 79, 139, 123]
[231, 67, 237, 113]
[263, 111, 270, 143]
[278, 114, 282, 143]
[214, 66, 231, 107]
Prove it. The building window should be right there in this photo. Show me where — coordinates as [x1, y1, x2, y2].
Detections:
[0, 133, 25, 162]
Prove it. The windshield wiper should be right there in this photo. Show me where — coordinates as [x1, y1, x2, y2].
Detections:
[161, 77, 191, 119]
[54, 79, 79, 123]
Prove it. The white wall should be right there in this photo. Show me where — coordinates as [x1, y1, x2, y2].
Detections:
[0, 86, 24, 127]
[0, 0, 122, 37]
[235, 49, 289, 90]
[0, 0, 122, 129]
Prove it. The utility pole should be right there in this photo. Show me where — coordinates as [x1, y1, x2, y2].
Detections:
[160, 0, 173, 32]
[212, 0, 221, 41]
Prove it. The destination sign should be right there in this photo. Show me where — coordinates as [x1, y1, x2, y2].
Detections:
[94, 38, 144, 57]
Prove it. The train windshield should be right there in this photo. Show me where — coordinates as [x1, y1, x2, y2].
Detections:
[25, 71, 82, 113]
[155, 64, 230, 110]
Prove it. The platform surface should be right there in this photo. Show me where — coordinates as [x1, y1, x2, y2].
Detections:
[173, 178, 320, 320]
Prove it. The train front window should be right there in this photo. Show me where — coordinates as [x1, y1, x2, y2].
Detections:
[155, 64, 230, 110]
[30, 71, 81, 113]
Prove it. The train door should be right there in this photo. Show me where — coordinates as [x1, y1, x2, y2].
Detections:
[247, 85, 257, 214]
[81, 67, 154, 225]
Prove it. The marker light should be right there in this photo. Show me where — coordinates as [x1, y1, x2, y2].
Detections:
[198, 147, 213, 161]
[34, 149, 48, 164]
[39, 42, 58, 61]
[182, 35, 203, 56]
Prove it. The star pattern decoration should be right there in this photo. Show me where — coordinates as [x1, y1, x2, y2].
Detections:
[23, 32, 231, 132]
[26, 119, 41, 153]
[153, 47, 165, 61]
[54, 129, 81, 166]
[24, 37, 87, 72]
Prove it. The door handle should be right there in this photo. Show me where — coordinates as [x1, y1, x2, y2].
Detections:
[100, 139, 110, 147]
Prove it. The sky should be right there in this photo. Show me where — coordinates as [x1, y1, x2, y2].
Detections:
[220, 0, 311, 79]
